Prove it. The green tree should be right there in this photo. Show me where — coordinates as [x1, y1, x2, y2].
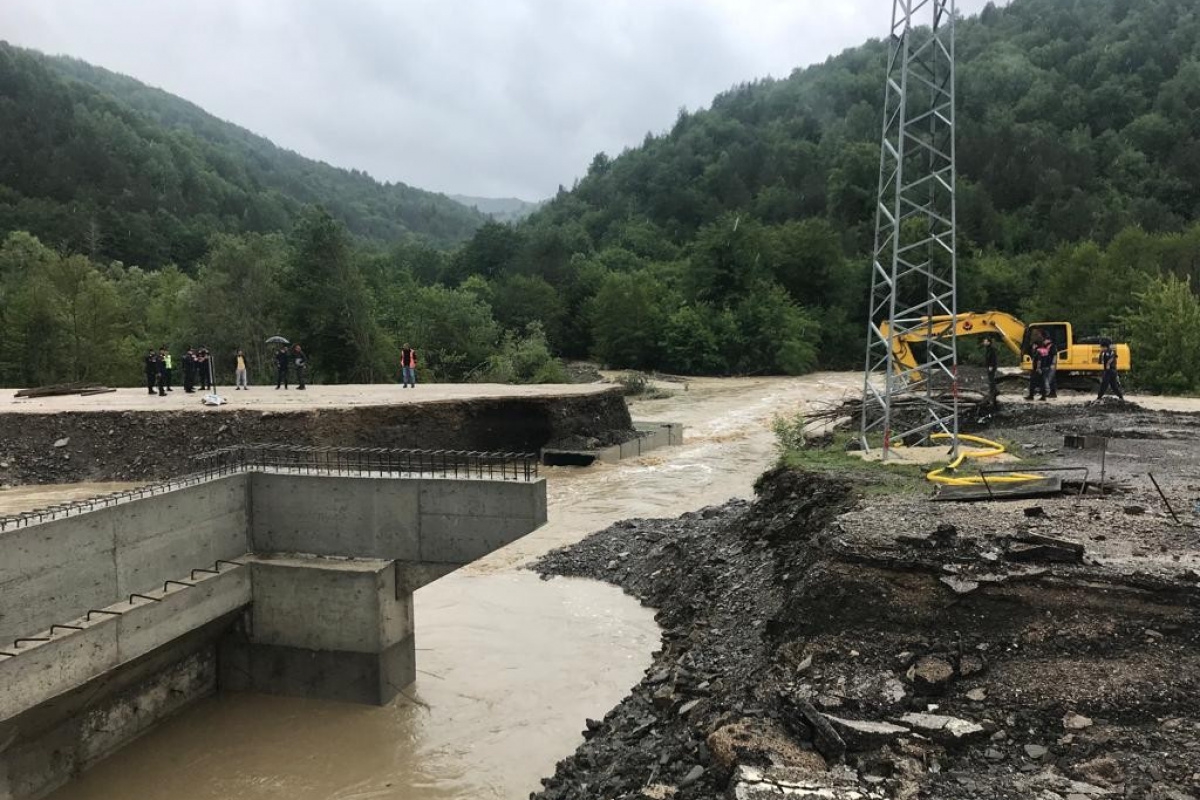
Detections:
[287, 209, 387, 382]
[389, 284, 500, 380]
[589, 270, 675, 368]
[733, 283, 821, 375]
[661, 304, 732, 374]
[1120, 275, 1200, 393]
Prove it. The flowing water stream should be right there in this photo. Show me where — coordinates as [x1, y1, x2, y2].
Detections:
[41, 374, 860, 800]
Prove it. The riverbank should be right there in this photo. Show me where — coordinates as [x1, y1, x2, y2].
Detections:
[533, 399, 1200, 799]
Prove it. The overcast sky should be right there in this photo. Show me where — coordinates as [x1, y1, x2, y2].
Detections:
[4, 0, 1000, 201]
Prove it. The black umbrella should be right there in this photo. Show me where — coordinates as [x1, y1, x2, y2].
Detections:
[265, 335, 290, 345]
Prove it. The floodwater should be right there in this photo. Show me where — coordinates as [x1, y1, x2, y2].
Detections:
[45, 373, 861, 800]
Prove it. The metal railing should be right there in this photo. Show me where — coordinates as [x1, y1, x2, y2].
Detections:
[0, 445, 538, 532]
[193, 444, 539, 481]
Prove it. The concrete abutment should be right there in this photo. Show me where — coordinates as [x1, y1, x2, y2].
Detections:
[1, 468, 546, 799]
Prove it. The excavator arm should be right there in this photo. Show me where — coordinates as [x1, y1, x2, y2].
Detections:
[879, 312, 1026, 373]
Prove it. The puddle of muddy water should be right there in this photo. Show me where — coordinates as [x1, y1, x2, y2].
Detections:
[41, 374, 862, 800]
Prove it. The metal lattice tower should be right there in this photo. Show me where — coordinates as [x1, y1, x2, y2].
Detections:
[860, 0, 959, 458]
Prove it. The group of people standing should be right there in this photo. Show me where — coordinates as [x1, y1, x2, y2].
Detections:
[141, 344, 309, 394]
[273, 344, 308, 390]
[1024, 331, 1060, 402]
[143, 346, 217, 395]
[979, 331, 1123, 402]
[140, 341, 419, 395]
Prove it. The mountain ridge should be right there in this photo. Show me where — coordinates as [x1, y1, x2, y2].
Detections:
[0, 41, 488, 267]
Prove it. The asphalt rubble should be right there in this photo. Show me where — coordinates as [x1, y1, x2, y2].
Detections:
[533, 399, 1200, 800]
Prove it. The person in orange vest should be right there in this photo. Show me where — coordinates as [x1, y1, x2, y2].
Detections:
[400, 344, 418, 388]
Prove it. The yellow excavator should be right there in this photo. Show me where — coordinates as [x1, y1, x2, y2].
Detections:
[881, 311, 1131, 381]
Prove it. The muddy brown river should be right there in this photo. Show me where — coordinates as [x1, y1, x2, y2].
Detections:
[36, 374, 860, 800]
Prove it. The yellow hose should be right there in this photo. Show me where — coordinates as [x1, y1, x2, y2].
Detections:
[924, 433, 1043, 486]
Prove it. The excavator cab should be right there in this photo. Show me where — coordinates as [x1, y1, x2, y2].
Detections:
[1019, 323, 1070, 367]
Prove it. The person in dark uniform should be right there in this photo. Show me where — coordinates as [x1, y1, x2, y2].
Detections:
[1025, 340, 1049, 401]
[196, 348, 210, 391]
[1096, 339, 1124, 401]
[982, 337, 998, 401]
[144, 350, 159, 395]
[155, 351, 168, 396]
[292, 343, 307, 390]
[1042, 335, 1058, 398]
[182, 348, 197, 393]
[275, 345, 290, 389]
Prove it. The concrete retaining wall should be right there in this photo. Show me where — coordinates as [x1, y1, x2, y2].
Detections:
[542, 421, 684, 466]
[1, 469, 548, 799]
[0, 475, 250, 645]
[1, 618, 234, 800]
[249, 473, 546, 584]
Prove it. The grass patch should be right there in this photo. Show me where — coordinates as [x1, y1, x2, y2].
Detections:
[772, 411, 930, 496]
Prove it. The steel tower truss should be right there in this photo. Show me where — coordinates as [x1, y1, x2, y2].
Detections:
[860, 0, 959, 457]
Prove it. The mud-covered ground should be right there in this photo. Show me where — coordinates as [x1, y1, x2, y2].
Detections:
[533, 400, 1200, 800]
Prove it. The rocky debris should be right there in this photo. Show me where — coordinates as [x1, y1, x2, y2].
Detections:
[533, 455, 1200, 800]
[708, 722, 826, 776]
[1063, 712, 1093, 730]
[1003, 532, 1085, 564]
[909, 656, 955, 692]
[52, 437, 69, 448]
[1072, 755, 1126, 788]
[895, 713, 987, 745]
[730, 765, 886, 800]
[823, 716, 910, 751]
[784, 696, 847, 761]
[940, 575, 980, 595]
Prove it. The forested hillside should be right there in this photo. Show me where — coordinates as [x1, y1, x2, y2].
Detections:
[0, 42, 486, 267]
[1, 0, 1199, 391]
[438, 0, 1200, 387]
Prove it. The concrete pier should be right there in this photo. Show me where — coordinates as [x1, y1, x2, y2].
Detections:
[0, 464, 546, 799]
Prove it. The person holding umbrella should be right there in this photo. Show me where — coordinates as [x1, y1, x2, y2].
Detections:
[267, 336, 290, 389]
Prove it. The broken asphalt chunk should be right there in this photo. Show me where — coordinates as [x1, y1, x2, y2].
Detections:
[896, 712, 986, 744]
[823, 715, 911, 751]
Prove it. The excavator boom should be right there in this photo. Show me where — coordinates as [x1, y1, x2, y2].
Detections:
[880, 312, 1026, 371]
[879, 311, 1130, 377]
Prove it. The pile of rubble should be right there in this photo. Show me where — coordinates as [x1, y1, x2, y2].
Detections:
[535, 464, 1200, 799]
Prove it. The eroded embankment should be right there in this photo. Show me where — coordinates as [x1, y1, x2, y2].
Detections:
[0, 389, 633, 484]
[535, 469, 1200, 800]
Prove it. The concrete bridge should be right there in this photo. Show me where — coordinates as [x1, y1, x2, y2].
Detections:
[0, 446, 547, 800]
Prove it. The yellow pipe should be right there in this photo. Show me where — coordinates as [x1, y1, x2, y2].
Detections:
[925, 433, 1043, 486]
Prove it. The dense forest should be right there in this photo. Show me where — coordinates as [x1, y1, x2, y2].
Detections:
[0, 42, 487, 267]
[1, 0, 1199, 391]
